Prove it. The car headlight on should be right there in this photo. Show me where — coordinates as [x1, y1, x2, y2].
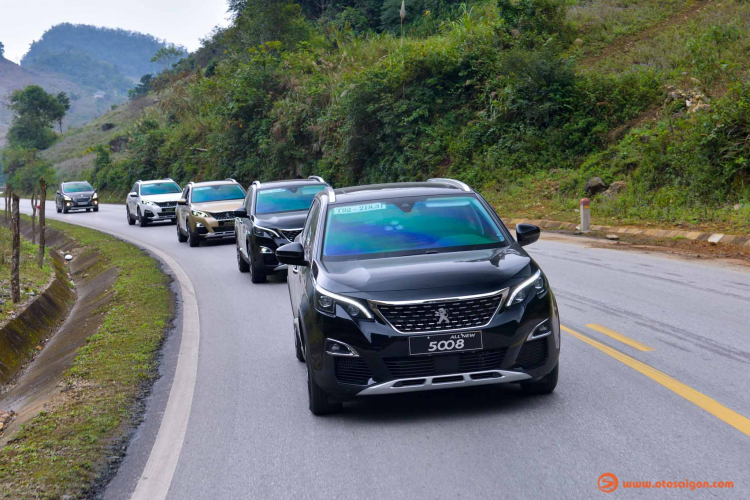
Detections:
[314, 285, 373, 319]
[143, 200, 156, 206]
[92, 193, 98, 199]
[253, 224, 280, 238]
[507, 270, 545, 306]
[63, 195, 72, 201]
[191, 209, 209, 218]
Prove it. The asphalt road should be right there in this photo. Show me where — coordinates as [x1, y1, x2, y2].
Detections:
[21, 202, 750, 499]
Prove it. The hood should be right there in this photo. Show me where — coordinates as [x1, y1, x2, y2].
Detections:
[255, 210, 308, 230]
[65, 190, 95, 197]
[318, 246, 533, 299]
[141, 193, 183, 203]
[191, 200, 244, 212]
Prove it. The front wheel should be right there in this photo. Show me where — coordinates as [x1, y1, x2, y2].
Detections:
[237, 245, 250, 272]
[176, 220, 188, 242]
[248, 249, 267, 283]
[93, 206, 99, 212]
[307, 353, 342, 415]
[56, 203, 62, 214]
[138, 208, 148, 227]
[126, 207, 135, 225]
[86, 208, 91, 212]
[188, 224, 200, 247]
[63, 204, 69, 214]
[520, 363, 558, 395]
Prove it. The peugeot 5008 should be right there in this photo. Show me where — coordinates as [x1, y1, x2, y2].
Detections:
[276, 179, 560, 414]
[234, 176, 328, 283]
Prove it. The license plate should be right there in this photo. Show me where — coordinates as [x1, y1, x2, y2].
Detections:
[77, 201, 88, 206]
[221, 221, 233, 226]
[163, 209, 175, 214]
[409, 331, 483, 356]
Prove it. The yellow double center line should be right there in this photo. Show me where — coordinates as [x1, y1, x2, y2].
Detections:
[562, 326, 750, 438]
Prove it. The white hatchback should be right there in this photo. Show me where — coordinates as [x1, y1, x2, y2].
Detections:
[126, 179, 183, 227]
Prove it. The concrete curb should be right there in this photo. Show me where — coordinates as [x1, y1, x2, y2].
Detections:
[503, 218, 750, 248]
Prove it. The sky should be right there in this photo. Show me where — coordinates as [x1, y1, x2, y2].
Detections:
[0, 0, 231, 63]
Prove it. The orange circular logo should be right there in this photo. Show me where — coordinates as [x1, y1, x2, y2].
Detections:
[598, 473, 618, 493]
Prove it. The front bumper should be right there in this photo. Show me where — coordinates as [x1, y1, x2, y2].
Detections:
[64, 199, 98, 210]
[141, 204, 177, 221]
[305, 288, 560, 402]
[191, 216, 236, 239]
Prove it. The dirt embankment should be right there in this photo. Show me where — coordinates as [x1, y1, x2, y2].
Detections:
[0, 218, 117, 440]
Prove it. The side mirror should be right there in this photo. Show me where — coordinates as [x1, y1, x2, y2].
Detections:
[276, 242, 308, 267]
[177, 199, 187, 205]
[129, 191, 138, 197]
[234, 207, 249, 218]
[516, 224, 540, 247]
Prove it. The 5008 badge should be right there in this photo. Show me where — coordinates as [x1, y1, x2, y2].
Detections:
[410, 331, 483, 356]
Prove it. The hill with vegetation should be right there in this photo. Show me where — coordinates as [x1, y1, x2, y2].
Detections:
[52, 0, 750, 232]
[21, 23, 173, 81]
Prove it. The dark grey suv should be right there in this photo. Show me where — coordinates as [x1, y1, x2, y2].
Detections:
[55, 181, 99, 213]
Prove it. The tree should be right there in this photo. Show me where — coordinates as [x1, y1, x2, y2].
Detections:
[128, 74, 154, 100]
[0, 40, 5, 58]
[7, 85, 67, 149]
[56, 92, 71, 133]
[151, 45, 186, 72]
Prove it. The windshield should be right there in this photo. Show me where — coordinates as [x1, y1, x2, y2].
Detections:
[63, 182, 93, 193]
[141, 182, 181, 196]
[256, 185, 327, 214]
[323, 195, 506, 261]
[191, 184, 246, 203]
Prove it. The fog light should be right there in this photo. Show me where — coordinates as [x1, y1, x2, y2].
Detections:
[195, 222, 204, 228]
[325, 339, 359, 357]
[345, 304, 361, 317]
[527, 319, 552, 341]
[259, 246, 273, 254]
[66, 202, 72, 206]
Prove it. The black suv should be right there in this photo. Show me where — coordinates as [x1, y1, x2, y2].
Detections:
[55, 181, 99, 213]
[234, 176, 328, 283]
[277, 179, 560, 414]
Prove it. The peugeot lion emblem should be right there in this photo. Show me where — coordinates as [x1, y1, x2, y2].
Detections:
[435, 308, 450, 325]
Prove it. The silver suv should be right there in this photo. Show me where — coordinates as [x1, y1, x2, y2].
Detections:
[126, 179, 183, 227]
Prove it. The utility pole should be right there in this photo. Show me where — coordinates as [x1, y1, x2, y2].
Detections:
[400, 1, 406, 45]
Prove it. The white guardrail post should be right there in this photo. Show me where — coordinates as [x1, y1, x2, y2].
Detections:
[580, 197, 591, 233]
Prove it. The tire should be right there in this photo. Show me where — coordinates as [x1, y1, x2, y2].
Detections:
[294, 320, 305, 362]
[56, 203, 62, 214]
[237, 245, 250, 272]
[126, 207, 135, 225]
[86, 208, 91, 212]
[63, 204, 69, 214]
[93, 206, 99, 212]
[306, 350, 342, 415]
[248, 249, 267, 283]
[520, 362, 558, 395]
[176, 220, 188, 242]
[188, 224, 200, 247]
[138, 208, 148, 227]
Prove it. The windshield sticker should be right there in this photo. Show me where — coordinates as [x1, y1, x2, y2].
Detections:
[259, 189, 287, 195]
[332, 203, 386, 215]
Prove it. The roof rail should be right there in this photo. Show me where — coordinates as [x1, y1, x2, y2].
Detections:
[252, 180, 262, 189]
[226, 178, 238, 183]
[427, 178, 471, 192]
[308, 175, 325, 183]
[324, 185, 336, 203]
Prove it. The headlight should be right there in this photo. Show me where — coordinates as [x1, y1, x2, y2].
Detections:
[507, 270, 545, 306]
[253, 224, 280, 238]
[191, 210, 209, 218]
[63, 195, 72, 201]
[314, 285, 373, 319]
[143, 200, 156, 206]
[92, 193, 98, 199]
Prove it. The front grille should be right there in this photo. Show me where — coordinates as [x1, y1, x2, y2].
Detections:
[156, 201, 177, 208]
[515, 339, 548, 368]
[458, 348, 507, 372]
[209, 211, 236, 221]
[384, 348, 508, 380]
[212, 226, 234, 233]
[335, 357, 372, 385]
[373, 293, 504, 333]
[385, 356, 436, 378]
[280, 229, 303, 241]
[75, 197, 90, 203]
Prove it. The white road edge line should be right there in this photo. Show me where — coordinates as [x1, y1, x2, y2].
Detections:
[18, 202, 198, 500]
[130, 246, 199, 500]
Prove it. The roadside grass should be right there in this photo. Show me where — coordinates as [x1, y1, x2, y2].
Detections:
[483, 172, 750, 234]
[0, 223, 54, 321]
[0, 216, 171, 498]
